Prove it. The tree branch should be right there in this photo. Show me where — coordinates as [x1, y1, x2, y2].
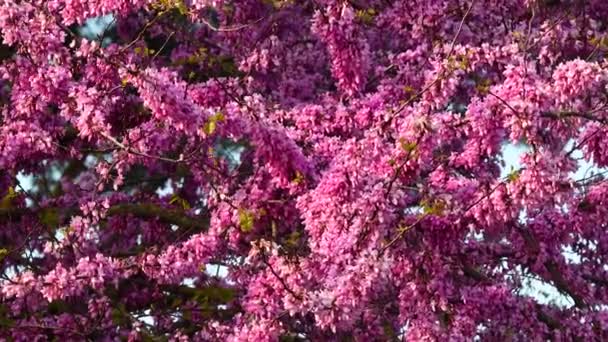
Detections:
[541, 110, 608, 125]
[517, 226, 587, 308]
[0, 203, 209, 232]
[106, 203, 209, 231]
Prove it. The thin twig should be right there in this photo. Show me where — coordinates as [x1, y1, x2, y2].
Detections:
[200, 16, 265, 32]
[380, 214, 426, 254]
[148, 31, 175, 67]
[119, 10, 167, 53]
[99, 132, 185, 163]
[382, 0, 476, 127]
[261, 256, 302, 300]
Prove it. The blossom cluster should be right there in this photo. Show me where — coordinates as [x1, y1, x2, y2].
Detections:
[1, 0, 608, 340]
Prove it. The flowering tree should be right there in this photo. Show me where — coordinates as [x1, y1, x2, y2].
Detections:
[1, 0, 608, 340]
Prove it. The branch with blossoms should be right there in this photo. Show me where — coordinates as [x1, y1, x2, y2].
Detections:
[3, 0, 608, 340]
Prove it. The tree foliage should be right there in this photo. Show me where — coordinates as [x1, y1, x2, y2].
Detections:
[1, 0, 608, 340]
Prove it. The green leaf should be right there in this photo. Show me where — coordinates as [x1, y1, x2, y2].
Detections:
[111, 304, 130, 326]
[38, 208, 60, 228]
[271, 220, 278, 238]
[182, 309, 192, 321]
[140, 331, 169, 342]
[238, 209, 255, 233]
[403, 85, 416, 94]
[174, 285, 236, 304]
[475, 78, 491, 95]
[169, 194, 190, 210]
[170, 296, 183, 309]
[0, 248, 8, 262]
[420, 198, 445, 216]
[217, 56, 242, 77]
[204, 120, 216, 135]
[399, 138, 417, 153]
[156, 0, 189, 15]
[285, 230, 301, 248]
[506, 167, 520, 182]
[382, 320, 398, 341]
[193, 286, 235, 303]
[110, 308, 124, 325]
[202, 112, 225, 135]
[0, 187, 17, 209]
[279, 334, 304, 342]
[291, 171, 305, 185]
[175, 0, 189, 15]
[356, 8, 377, 25]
